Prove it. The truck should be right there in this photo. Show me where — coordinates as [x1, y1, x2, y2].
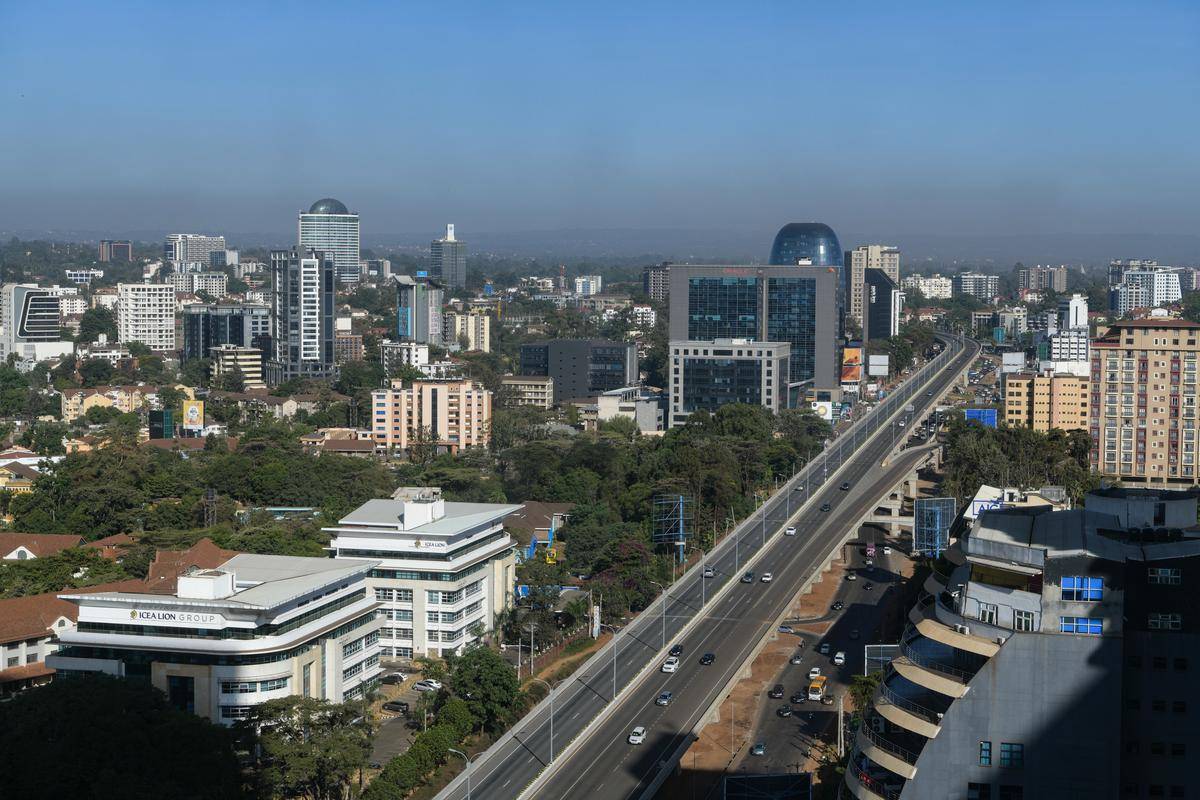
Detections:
[905, 403, 916, 413]
[807, 675, 828, 701]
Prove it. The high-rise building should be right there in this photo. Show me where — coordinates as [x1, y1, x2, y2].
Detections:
[181, 303, 271, 362]
[1089, 319, 1200, 485]
[667, 264, 840, 389]
[443, 312, 490, 352]
[1002, 372, 1090, 431]
[768, 222, 843, 267]
[842, 489, 1200, 799]
[1059, 293, 1089, 330]
[864, 268, 903, 341]
[1109, 258, 1159, 287]
[845, 245, 901, 330]
[668, 339, 789, 427]
[1017, 264, 1068, 293]
[168, 271, 228, 297]
[498, 375, 555, 409]
[1109, 283, 1151, 316]
[430, 224, 467, 289]
[901, 274, 954, 301]
[0, 284, 73, 361]
[98, 240, 132, 263]
[395, 275, 444, 345]
[953, 272, 1000, 300]
[298, 198, 361, 286]
[208, 249, 239, 268]
[209, 344, 265, 390]
[370, 378, 491, 454]
[116, 283, 175, 351]
[519, 340, 638, 403]
[326, 489, 518, 659]
[643, 263, 671, 302]
[573, 275, 603, 296]
[1122, 268, 1182, 308]
[334, 333, 364, 364]
[163, 234, 226, 267]
[268, 247, 336, 383]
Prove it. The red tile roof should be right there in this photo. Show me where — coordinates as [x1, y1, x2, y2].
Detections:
[143, 539, 239, 594]
[0, 533, 84, 559]
[0, 592, 79, 644]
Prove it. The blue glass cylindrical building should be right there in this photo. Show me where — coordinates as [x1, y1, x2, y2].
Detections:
[768, 222, 843, 267]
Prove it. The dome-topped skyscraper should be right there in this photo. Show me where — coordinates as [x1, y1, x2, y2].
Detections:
[308, 198, 349, 215]
[768, 222, 842, 267]
[299, 198, 360, 285]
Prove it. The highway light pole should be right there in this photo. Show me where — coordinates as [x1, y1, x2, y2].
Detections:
[650, 580, 667, 649]
[447, 749, 484, 800]
[529, 678, 562, 762]
[599, 623, 620, 700]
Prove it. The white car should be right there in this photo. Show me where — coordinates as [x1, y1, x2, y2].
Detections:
[413, 679, 443, 692]
[760, 573, 773, 583]
[628, 726, 646, 745]
[785, 526, 797, 536]
[882, 546, 892, 555]
[661, 656, 679, 673]
[808, 666, 822, 680]
[833, 651, 846, 666]
[703, 566, 715, 578]
[846, 573, 857, 581]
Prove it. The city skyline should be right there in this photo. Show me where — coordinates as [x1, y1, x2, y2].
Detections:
[2, 2, 1198, 244]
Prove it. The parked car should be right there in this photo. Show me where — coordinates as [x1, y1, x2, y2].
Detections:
[413, 679, 442, 692]
[700, 653, 716, 666]
[661, 656, 680, 673]
[751, 742, 766, 756]
[818, 642, 831, 655]
[790, 653, 804, 665]
[656, 691, 673, 706]
[382, 700, 409, 714]
[778, 625, 793, 634]
[808, 666, 822, 680]
[777, 705, 793, 718]
[381, 672, 406, 685]
[846, 573, 857, 581]
[628, 726, 646, 745]
[768, 684, 785, 699]
[833, 651, 846, 666]
[791, 692, 806, 704]
[882, 546, 892, 555]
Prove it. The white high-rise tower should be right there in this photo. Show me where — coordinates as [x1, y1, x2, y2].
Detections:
[298, 198, 361, 286]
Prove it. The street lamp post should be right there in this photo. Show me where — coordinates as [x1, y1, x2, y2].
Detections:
[599, 623, 620, 700]
[529, 678, 562, 762]
[447, 750, 484, 800]
[649, 580, 667, 649]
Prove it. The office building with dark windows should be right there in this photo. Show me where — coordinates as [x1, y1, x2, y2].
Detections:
[430, 224, 467, 289]
[395, 275, 444, 345]
[181, 303, 271, 362]
[667, 265, 839, 390]
[98, 240, 133, 262]
[49, 553, 382, 724]
[668, 339, 789, 427]
[864, 268, 903, 341]
[267, 247, 336, 384]
[519, 339, 638, 403]
[843, 488, 1200, 800]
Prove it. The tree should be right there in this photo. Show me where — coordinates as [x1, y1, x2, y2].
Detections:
[79, 357, 114, 386]
[215, 364, 246, 393]
[450, 644, 521, 733]
[241, 696, 373, 800]
[158, 385, 185, 414]
[0, 674, 245, 799]
[77, 306, 118, 343]
[20, 421, 68, 455]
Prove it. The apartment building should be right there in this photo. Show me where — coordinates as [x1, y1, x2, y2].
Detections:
[901, 274, 953, 301]
[49, 552, 382, 723]
[168, 271, 228, 297]
[1002, 372, 1089, 432]
[371, 378, 491, 455]
[499, 375, 555, 409]
[0, 592, 79, 697]
[325, 488, 519, 660]
[209, 344, 265, 390]
[843, 489, 1200, 800]
[845, 245, 901, 331]
[1089, 319, 1200, 486]
[573, 275, 603, 296]
[669, 339, 790, 427]
[334, 333, 365, 364]
[164, 234, 226, 267]
[953, 272, 999, 300]
[1017, 264, 1068, 293]
[60, 384, 194, 423]
[443, 311, 491, 353]
[379, 340, 429, 373]
[642, 263, 670, 302]
[117, 283, 176, 351]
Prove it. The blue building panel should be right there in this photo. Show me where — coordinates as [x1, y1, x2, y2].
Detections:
[914, 497, 957, 557]
[965, 408, 997, 428]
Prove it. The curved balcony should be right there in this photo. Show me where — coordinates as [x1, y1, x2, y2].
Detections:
[874, 679, 944, 739]
[844, 756, 904, 800]
[893, 634, 977, 698]
[909, 593, 1001, 657]
[943, 541, 965, 566]
[856, 723, 919, 780]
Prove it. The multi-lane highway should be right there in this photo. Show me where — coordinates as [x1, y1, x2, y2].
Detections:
[435, 334, 978, 800]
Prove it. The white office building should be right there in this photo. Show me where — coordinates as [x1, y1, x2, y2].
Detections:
[164, 234, 226, 266]
[1122, 268, 1182, 307]
[326, 488, 519, 661]
[117, 283, 176, 351]
[1110, 283, 1151, 316]
[299, 198, 361, 286]
[574, 275, 603, 296]
[49, 554, 382, 724]
[0, 283, 74, 361]
[953, 272, 1000, 300]
[900, 274, 953, 301]
[169, 272, 229, 297]
[1039, 328, 1091, 377]
[1058, 293, 1089, 330]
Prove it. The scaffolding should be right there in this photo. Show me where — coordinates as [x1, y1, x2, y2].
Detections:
[653, 494, 692, 564]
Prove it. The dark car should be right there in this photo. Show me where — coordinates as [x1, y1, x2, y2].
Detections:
[831, 600, 845, 611]
[820, 503, 831, 512]
[790, 692, 806, 704]
[382, 700, 409, 715]
[864, 583, 874, 591]
[380, 672, 406, 685]
[669, 644, 683, 657]
[768, 683, 785, 699]
[839, 481, 851, 491]
[741, 572, 755, 584]
[776, 706, 793, 718]
[700, 653, 716, 665]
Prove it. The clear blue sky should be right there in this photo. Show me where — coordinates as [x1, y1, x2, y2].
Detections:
[2, 1, 1198, 242]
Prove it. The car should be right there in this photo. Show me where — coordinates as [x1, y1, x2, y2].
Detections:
[380, 672, 407, 685]
[822, 695, 835, 706]
[846, 573, 857, 581]
[382, 700, 409, 714]
[818, 643, 831, 655]
[808, 666, 822, 680]
[820, 502, 831, 512]
[750, 742, 766, 756]
[882, 546, 892, 555]
[777, 705, 793, 718]
[791, 691, 806, 704]
[413, 679, 443, 692]
[865, 558, 874, 567]
[849, 629, 860, 640]
[833, 651, 846, 666]
[778, 625, 793, 634]
[768, 684, 785, 699]
[898, 421, 906, 428]
[864, 582, 874, 591]
[785, 526, 797, 536]
[703, 566, 715, 578]
[760, 573, 773, 583]
[790, 653, 804, 665]
[661, 656, 679, 673]
[669, 644, 683, 657]
[700, 653, 716, 665]
[927, 390, 933, 396]
[656, 691, 673, 706]
[628, 726, 646, 745]
[740, 572, 755, 584]
[840, 481, 851, 491]
[831, 600, 845, 611]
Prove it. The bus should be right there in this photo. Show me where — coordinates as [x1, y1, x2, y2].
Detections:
[807, 675, 828, 701]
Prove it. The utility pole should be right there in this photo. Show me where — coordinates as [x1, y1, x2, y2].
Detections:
[837, 694, 845, 757]
[525, 622, 538, 679]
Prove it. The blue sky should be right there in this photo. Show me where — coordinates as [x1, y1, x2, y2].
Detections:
[2, 1, 1198, 242]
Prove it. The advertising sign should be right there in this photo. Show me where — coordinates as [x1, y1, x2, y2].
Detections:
[181, 400, 205, 430]
[868, 354, 890, 377]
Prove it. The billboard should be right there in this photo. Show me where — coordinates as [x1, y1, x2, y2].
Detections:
[867, 354, 889, 377]
[181, 400, 205, 431]
[1001, 351, 1026, 374]
[810, 401, 834, 421]
[842, 346, 863, 383]
[914, 497, 957, 557]
[964, 408, 997, 428]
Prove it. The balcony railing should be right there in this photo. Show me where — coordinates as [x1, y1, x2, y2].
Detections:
[899, 634, 975, 681]
[877, 680, 945, 726]
[859, 721, 921, 766]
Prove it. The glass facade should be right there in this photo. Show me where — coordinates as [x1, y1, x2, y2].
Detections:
[681, 354, 765, 412]
[768, 223, 842, 267]
[766, 277, 815, 382]
[686, 277, 759, 341]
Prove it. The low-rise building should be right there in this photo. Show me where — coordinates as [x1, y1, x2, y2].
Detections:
[60, 384, 196, 423]
[596, 386, 664, 433]
[371, 378, 491, 455]
[325, 488, 519, 660]
[0, 593, 79, 697]
[50, 552, 383, 723]
[0, 533, 84, 561]
[334, 333, 365, 364]
[209, 344, 265, 390]
[499, 375, 555, 409]
[380, 340, 429, 373]
[443, 312, 491, 353]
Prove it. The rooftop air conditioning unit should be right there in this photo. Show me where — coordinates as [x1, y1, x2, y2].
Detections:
[995, 636, 1007, 645]
[954, 624, 969, 635]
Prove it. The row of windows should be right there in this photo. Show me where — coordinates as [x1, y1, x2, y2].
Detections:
[979, 741, 1023, 768]
[1148, 613, 1182, 631]
[371, 559, 493, 583]
[1061, 576, 1103, 602]
[379, 646, 413, 659]
[1129, 655, 1189, 670]
[220, 677, 289, 694]
[1060, 616, 1103, 635]
[341, 652, 380, 682]
[374, 588, 415, 602]
[967, 784, 1024, 800]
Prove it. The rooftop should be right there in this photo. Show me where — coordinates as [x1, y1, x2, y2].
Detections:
[0, 532, 84, 559]
[306, 198, 350, 215]
[334, 498, 521, 536]
[0, 592, 78, 644]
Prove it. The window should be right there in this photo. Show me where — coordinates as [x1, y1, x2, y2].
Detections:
[220, 706, 252, 720]
[26, 652, 38, 663]
[1148, 567, 1181, 585]
[999, 788, 1023, 800]
[1014, 610, 1035, 632]
[979, 602, 998, 625]
[968, 784, 992, 800]
[396, 589, 413, 603]
[979, 740, 992, 766]
[1060, 616, 1103, 635]
[220, 682, 256, 694]
[1149, 613, 1182, 631]
[1170, 743, 1185, 758]
[5, 657, 16, 667]
[1061, 576, 1102, 601]
[260, 678, 288, 692]
[1151, 742, 1165, 756]
[1000, 743, 1024, 768]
